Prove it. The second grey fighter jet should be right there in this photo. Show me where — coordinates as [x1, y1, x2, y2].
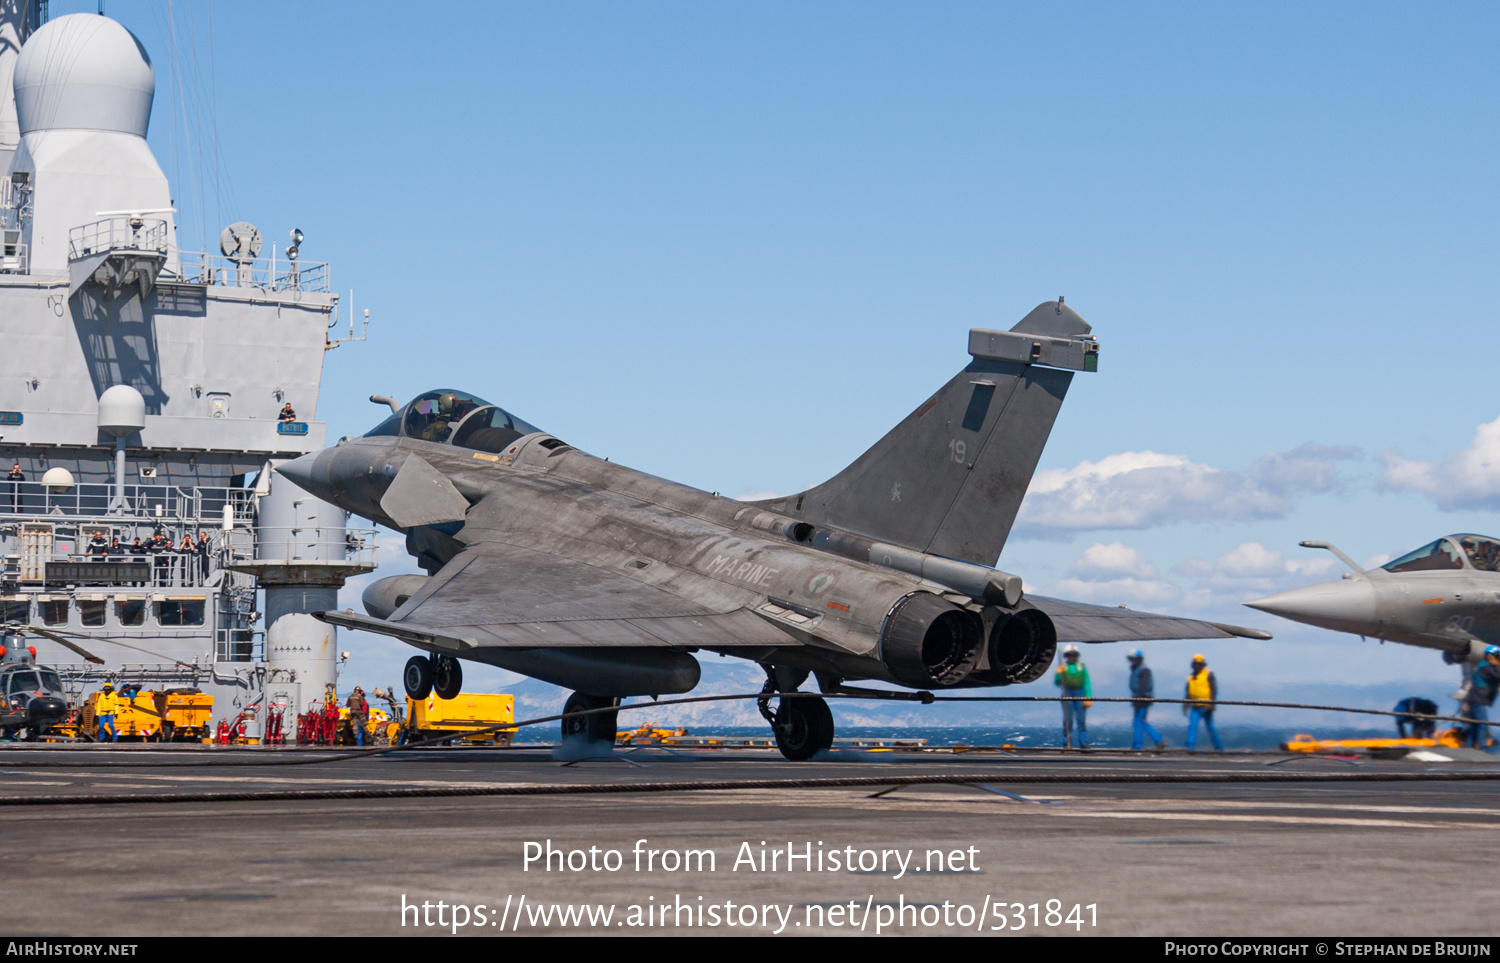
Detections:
[1247, 535, 1500, 666]
[278, 300, 1268, 759]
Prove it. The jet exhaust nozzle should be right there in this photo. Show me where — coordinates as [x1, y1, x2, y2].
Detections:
[879, 592, 985, 688]
[973, 608, 1058, 685]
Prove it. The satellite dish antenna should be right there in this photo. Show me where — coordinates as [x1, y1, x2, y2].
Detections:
[286, 227, 303, 261]
[219, 222, 263, 263]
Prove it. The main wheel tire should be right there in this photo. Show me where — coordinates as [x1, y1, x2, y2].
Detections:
[433, 655, 463, 700]
[773, 696, 835, 761]
[561, 692, 619, 744]
[403, 656, 434, 699]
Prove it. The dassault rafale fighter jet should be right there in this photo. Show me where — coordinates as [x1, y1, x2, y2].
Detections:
[1247, 536, 1500, 667]
[280, 301, 1268, 759]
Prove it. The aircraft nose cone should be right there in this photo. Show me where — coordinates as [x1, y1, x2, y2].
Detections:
[1244, 579, 1376, 633]
[275, 451, 324, 495]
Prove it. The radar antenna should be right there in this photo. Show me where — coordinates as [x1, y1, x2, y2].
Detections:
[219, 221, 262, 285]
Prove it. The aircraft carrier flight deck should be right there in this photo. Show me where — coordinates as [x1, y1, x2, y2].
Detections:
[0, 744, 1495, 938]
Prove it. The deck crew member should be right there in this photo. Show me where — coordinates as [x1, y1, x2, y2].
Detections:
[1393, 696, 1438, 740]
[1184, 654, 1223, 752]
[1462, 647, 1500, 749]
[1054, 645, 1091, 749]
[6, 463, 22, 512]
[1128, 649, 1165, 750]
[278, 403, 297, 423]
[346, 686, 369, 747]
[95, 684, 119, 743]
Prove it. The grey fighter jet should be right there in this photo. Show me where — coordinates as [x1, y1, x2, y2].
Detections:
[278, 300, 1268, 759]
[1246, 535, 1500, 667]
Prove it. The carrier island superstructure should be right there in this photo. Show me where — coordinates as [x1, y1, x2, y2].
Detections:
[0, 5, 376, 738]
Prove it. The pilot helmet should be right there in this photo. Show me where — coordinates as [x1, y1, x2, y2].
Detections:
[438, 392, 458, 416]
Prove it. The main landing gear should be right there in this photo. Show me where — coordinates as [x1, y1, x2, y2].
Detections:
[561, 692, 620, 745]
[758, 666, 835, 761]
[403, 654, 463, 700]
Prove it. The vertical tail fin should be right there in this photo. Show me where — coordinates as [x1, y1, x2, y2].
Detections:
[763, 300, 1098, 567]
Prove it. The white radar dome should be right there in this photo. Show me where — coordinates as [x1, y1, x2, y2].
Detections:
[13, 14, 154, 137]
[41, 468, 74, 491]
[97, 384, 146, 437]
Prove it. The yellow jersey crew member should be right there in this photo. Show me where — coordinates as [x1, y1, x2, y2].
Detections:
[95, 684, 119, 743]
[1053, 644, 1091, 749]
[1184, 654, 1223, 752]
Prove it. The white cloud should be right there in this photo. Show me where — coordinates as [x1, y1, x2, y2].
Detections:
[1248, 443, 1361, 495]
[1068, 541, 1159, 580]
[1172, 541, 1338, 596]
[733, 489, 785, 503]
[1047, 576, 1183, 606]
[1379, 414, 1500, 511]
[1042, 538, 1351, 614]
[1044, 542, 1180, 608]
[1014, 444, 1360, 539]
[1015, 451, 1282, 537]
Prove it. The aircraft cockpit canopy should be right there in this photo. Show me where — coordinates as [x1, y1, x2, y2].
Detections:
[1382, 535, 1500, 574]
[364, 390, 542, 452]
[1, 666, 63, 706]
[1455, 534, 1500, 572]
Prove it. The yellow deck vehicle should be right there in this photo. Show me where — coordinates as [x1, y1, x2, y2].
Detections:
[78, 688, 214, 742]
[616, 722, 688, 745]
[1282, 729, 1471, 753]
[406, 693, 515, 746]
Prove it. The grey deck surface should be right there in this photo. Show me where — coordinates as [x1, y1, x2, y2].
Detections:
[1, 746, 1495, 937]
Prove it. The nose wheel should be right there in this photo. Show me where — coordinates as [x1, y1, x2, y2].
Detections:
[405, 655, 463, 700]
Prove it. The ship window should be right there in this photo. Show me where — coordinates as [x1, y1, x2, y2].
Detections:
[1383, 539, 1464, 574]
[400, 390, 490, 444]
[40, 599, 68, 626]
[117, 599, 146, 626]
[450, 405, 542, 454]
[0, 600, 26, 623]
[80, 600, 106, 627]
[1455, 534, 1500, 573]
[158, 600, 205, 627]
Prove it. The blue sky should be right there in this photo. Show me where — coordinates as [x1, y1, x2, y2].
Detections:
[66, 1, 1500, 713]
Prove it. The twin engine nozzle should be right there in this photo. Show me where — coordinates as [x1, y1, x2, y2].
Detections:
[878, 591, 1057, 690]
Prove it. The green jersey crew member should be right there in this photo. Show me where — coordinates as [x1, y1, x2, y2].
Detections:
[1054, 644, 1091, 749]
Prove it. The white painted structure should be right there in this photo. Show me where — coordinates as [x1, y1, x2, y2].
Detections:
[0, 7, 374, 739]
